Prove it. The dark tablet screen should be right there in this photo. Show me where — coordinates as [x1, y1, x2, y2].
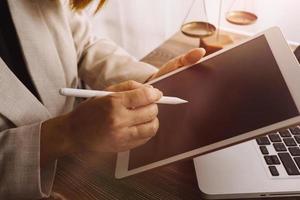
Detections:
[129, 35, 299, 170]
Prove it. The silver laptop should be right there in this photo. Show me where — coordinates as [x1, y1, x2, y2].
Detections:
[194, 126, 300, 199]
[193, 48, 300, 199]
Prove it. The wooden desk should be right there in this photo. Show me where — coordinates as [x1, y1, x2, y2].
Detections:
[47, 31, 299, 200]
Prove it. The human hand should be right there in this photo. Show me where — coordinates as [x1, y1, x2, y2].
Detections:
[106, 80, 144, 92]
[65, 81, 162, 153]
[149, 48, 206, 81]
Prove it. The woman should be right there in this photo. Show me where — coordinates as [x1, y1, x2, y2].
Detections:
[0, 0, 205, 199]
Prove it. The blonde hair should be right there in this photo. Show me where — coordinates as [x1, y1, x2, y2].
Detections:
[70, 0, 106, 12]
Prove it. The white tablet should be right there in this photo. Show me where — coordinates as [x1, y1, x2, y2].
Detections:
[115, 27, 300, 178]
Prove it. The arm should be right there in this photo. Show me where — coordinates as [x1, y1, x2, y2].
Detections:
[65, 5, 205, 89]
[66, 8, 158, 89]
[0, 81, 161, 199]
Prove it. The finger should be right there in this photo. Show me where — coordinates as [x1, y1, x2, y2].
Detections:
[127, 118, 159, 140]
[164, 48, 205, 69]
[150, 48, 206, 80]
[114, 124, 155, 152]
[125, 137, 152, 150]
[126, 104, 158, 126]
[129, 118, 159, 139]
[106, 80, 143, 92]
[120, 86, 163, 108]
[180, 48, 206, 66]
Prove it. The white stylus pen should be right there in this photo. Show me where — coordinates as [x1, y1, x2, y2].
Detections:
[59, 88, 188, 105]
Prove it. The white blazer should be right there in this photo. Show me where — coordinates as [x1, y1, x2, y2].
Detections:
[0, 0, 158, 199]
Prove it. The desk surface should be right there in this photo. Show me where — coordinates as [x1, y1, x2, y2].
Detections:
[47, 31, 299, 200]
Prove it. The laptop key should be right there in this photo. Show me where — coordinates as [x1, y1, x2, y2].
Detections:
[264, 156, 273, 165]
[273, 143, 287, 152]
[268, 134, 281, 142]
[269, 166, 279, 176]
[260, 146, 269, 155]
[290, 127, 300, 135]
[283, 138, 297, 146]
[295, 136, 300, 144]
[279, 130, 291, 137]
[271, 155, 280, 165]
[256, 136, 270, 145]
[278, 153, 300, 175]
[289, 147, 300, 156]
[294, 157, 300, 169]
[264, 155, 280, 165]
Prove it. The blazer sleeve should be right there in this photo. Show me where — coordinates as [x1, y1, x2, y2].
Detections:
[66, 6, 158, 89]
[0, 120, 56, 199]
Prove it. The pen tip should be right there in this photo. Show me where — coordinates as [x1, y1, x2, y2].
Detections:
[176, 98, 188, 104]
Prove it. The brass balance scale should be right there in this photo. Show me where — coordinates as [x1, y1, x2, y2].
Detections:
[181, 0, 257, 54]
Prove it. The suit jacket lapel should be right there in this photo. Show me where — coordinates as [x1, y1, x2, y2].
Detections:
[8, 0, 67, 116]
[0, 59, 50, 126]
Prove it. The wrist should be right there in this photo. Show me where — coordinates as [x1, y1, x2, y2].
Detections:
[40, 114, 75, 166]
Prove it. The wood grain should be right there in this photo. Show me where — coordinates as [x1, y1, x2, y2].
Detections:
[44, 31, 300, 200]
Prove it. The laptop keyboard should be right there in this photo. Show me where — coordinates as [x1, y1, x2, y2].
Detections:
[256, 126, 300, 177]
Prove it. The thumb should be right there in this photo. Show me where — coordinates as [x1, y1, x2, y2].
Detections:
[150, 48, 206, 80]
[162, 48, 206, 71]
[179, 48, 206, 66]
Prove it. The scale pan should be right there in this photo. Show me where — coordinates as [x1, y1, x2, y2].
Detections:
[226, 11, 257, 25]
[181, 21, 216, 38]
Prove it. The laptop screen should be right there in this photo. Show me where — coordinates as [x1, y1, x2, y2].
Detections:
[128, 35, 299, 170]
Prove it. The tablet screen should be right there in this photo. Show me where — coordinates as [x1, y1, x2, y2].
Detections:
[129, 35, 299, 170]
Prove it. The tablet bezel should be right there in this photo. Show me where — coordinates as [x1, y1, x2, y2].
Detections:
[115, 27, 300, 179]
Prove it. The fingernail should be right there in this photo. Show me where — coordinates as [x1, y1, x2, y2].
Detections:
[201, 48, 206, 54]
